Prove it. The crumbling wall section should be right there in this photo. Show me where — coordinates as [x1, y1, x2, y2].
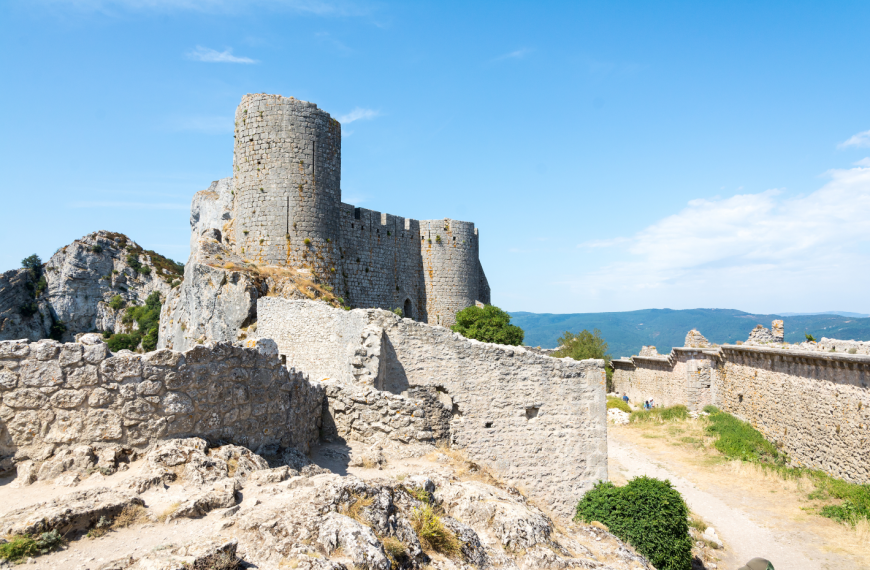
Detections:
[257, 298, 608, 517]
[0, 336, 324, 472]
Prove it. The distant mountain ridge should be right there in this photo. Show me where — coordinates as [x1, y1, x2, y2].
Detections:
[510, 308, 870, 358]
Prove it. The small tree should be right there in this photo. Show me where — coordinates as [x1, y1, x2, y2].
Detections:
[21, 254, 42, 276]
[451, 305, 524, 346]
[552, 329, 613, 390]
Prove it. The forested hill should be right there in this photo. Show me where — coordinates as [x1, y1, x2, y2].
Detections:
[510, 309, 870, 358]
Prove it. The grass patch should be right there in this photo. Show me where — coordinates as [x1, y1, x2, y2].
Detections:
[0, 531, 65, 562]
[704, 406, 870, 526]
[410, 505, 461, 556]
[381, 536, 409, 567]
[340, 493, 374, 524]
[606, 397, 631, 414]
[630, 405, 689, 423]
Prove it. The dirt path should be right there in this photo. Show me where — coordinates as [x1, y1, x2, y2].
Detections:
[609, 429, 859, 570]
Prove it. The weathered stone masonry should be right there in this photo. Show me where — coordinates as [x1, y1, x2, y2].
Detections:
[613, 340, 870, 484]
[0, 336, 324, 475]
[229, 94, 490, 327]
[257, 298, 608, 517]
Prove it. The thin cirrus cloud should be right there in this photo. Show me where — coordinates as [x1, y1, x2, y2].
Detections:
[562, 158, 870, 311]
[338, 108, 380, 124]
[838, 129, 870, 149]
[186, 46, 257, 63]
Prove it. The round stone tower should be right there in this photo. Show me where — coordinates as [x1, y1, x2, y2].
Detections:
[233, 94, 341, 281]
[420, 219, 482, 326]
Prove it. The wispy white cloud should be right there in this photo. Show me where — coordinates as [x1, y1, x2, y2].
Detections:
[561, 159, 870, 312]
[838, 129, 870, 149]
[337, 107, 379, 125]
[186, 46, 257, 64]
[493, 48, 531, 61]
[71, 201, 189, 210]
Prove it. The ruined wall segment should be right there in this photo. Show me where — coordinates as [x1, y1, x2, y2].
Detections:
[233, 94, 341, 283]
[257, 298, 608, 517]
[0, 336, 324, 471]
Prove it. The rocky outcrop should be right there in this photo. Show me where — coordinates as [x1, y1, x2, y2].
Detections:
[0, 231, 183, 342]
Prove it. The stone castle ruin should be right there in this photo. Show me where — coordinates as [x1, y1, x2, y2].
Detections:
[612, 320, 870, 485]
[218, 93, 489, 327]
[0, 93, 608, 522]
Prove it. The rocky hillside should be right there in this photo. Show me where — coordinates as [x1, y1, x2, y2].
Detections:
[0, 437, 652, 570]
[0, 231, 183, 343]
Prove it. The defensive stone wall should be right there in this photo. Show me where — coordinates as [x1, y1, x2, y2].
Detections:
[0, 335, 324, 476]
[257, 298, 608, 517]
[337, 204, 427, 321]
[612, 325, 870, 484]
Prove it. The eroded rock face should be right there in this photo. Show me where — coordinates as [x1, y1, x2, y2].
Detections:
[0, 231, 181, 343]
[684, 329, 710, 348]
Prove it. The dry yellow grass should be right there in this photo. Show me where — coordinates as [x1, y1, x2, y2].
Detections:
[155, 502, 182, 523]
[112, 504, 147, 529]
[340, 493, 374, 524]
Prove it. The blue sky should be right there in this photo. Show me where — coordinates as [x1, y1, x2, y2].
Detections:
[2, 0, 870, 314]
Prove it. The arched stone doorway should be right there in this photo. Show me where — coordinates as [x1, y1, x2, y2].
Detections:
[403, 298, 414, 320]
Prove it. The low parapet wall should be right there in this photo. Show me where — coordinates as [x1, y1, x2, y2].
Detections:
[258, 298, 608, 517]
[612, 345, 870, 484]
[0, 335, 324, 473]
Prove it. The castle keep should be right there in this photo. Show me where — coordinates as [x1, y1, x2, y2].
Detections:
[232, 93, 489, 326]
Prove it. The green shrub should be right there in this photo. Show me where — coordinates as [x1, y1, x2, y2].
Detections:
[0, 530, 64, 562]
[21, 254, 42, 276]
[139, 265, 151, 275]
[90, 244, 103, 253]
[410, 505, 460, 555]
[107, 333, 142, 352]
[553, 329, 613, 390]
[630, 405, 688, 423]
[575, 477, 691, 570]
[108, 295, 125, 310]
[19, 302, 38, 318]
[49, 320, 66, 341]
[393, 307, 403, 317]
[141, 327, 159, 352]
[451, 305, 524, 346]
[805, 333, 817, 342]
[126, 253, 142, 273]
[606, 397, 631, 414]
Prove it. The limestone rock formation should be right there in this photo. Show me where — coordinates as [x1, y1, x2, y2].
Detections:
[0, 231, 182, 342]
[684, 329, 710, 348]
[638, 346, 659, 356]
[0, 436, 653, 570]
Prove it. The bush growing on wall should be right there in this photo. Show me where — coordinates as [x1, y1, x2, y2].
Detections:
[575, 477, 692, 570]
[451, 305, 524, 346]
